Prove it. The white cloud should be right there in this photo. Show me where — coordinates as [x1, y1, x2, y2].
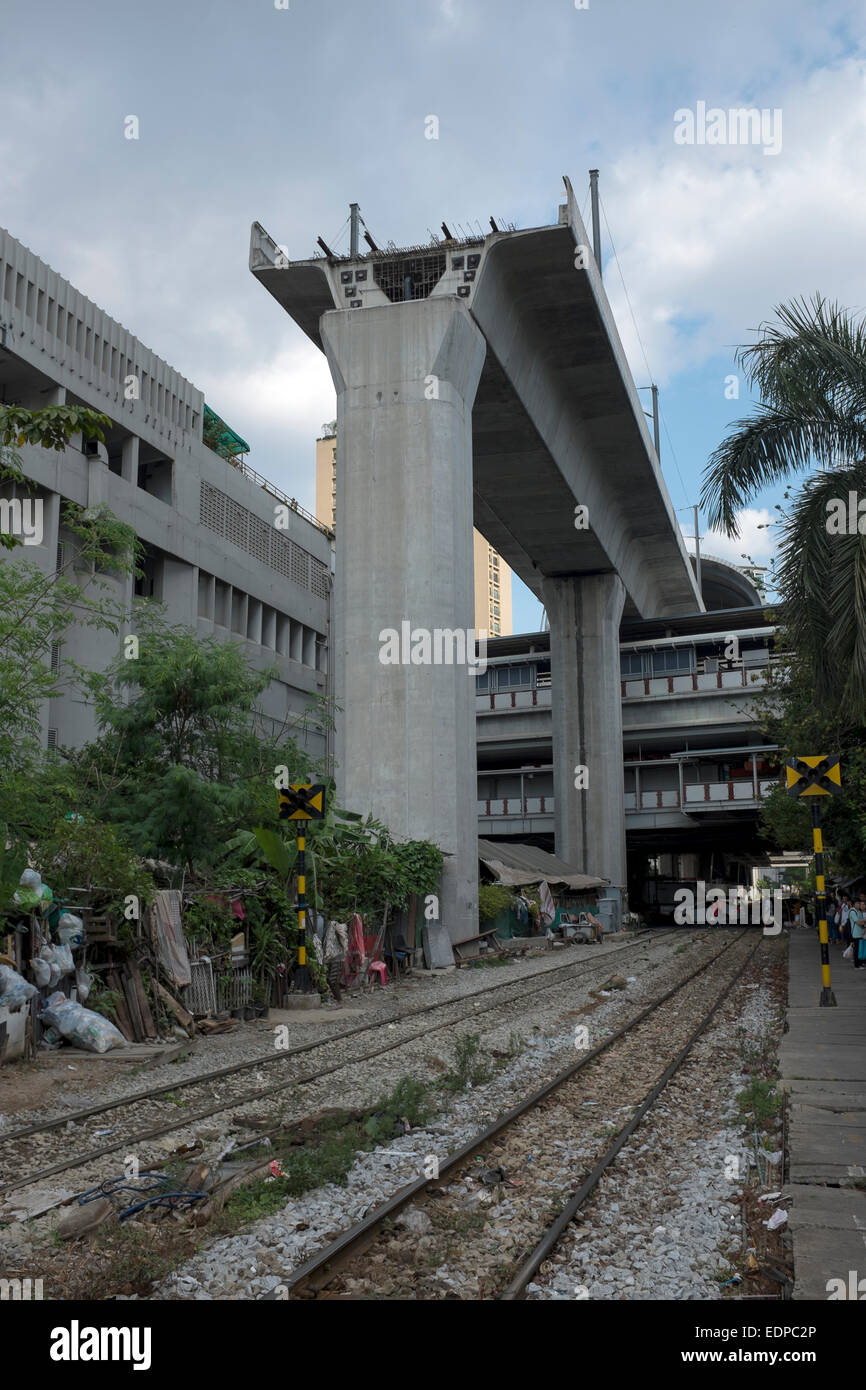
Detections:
[682, 507, 776, 568]
[601, 57, 866, 384]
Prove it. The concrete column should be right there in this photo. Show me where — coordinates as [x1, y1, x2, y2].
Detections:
[544, 571, 627, 929]
[321, 299, 486, 946]
[121, 435, 139, 486]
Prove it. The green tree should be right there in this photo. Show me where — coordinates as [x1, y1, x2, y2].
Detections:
[700, 296, 866, 710]
[752, 654, 866, 873]
[74, 620, 315, 871]
[0, 402, 111, 548]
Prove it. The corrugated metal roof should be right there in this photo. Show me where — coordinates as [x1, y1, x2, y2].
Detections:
[478, 838, 607, 891]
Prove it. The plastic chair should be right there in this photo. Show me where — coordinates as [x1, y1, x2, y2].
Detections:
[367, 960, 388, 988]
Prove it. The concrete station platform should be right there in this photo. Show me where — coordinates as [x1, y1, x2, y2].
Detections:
[781, 931, 866, 1299]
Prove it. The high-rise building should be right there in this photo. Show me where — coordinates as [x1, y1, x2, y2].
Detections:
[473, 533, 512, 638]
[315, 426, 512, 635]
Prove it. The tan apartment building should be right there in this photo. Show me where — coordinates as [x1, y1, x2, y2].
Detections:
[315, 427, 512, 636]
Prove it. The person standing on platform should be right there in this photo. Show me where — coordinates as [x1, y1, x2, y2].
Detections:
[849, 897, 865, 968]
[840, 895, 852, 948]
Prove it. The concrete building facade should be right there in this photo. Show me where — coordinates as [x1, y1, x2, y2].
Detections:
[0, 227, 332, 762]
[476, 556, 779, 919]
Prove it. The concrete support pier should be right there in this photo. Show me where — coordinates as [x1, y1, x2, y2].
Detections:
[321, 299, 486, 946]
[544, 572, 627, 928]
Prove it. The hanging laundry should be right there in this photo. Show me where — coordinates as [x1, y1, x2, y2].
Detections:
[538, 879, 556, 928]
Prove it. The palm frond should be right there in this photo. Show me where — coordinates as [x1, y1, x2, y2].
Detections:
[700, 407, 866, 534]
[774, 462, 866, 714]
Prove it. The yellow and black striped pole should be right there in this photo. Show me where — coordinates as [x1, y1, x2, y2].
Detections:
[295, 830, 312, 992]
[277, 783, 326, 994]
[785, 756, 841, 1007]
[811, 801, 837, 1007]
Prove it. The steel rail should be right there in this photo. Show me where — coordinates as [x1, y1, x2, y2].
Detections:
[500, 936, 761, 1297]
[0, 929, 676, 1148]
[280, 930, 752, 1298]
[0, 931, 682, 1198]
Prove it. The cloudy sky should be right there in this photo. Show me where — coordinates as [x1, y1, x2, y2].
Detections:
[2, 0, 864, 629]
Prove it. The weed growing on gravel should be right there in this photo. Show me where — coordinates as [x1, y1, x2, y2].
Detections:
[217, 1077, 437, 1231]
[90, 1222, 179, 1294]
[364, 1076, 434, 1142]
[736, 1077, 780, 1126]
[440, 1034, 493, 1092]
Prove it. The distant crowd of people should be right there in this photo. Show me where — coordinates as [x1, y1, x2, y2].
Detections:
[826, 893, 866, 967]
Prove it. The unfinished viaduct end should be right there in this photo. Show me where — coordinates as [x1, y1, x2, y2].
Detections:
[250, 179, 702, 942]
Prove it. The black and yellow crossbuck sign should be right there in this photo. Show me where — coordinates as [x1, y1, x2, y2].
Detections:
[278, 783, 326, 821]
[785, 755, 842, 798]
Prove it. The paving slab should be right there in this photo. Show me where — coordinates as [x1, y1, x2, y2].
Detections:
[787, 1186, 866, 1298]
[784, 1081, 866, 1110]
[783, 933, 866, 1298]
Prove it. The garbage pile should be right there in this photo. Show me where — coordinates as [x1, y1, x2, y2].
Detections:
[0, 867, 127, 1058]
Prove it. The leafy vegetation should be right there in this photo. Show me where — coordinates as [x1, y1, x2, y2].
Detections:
[478, 883, 514, 922]
[439, 1033, 492, 1092]
[0, 404, 445, 1005]
[701, 296, 866, 711]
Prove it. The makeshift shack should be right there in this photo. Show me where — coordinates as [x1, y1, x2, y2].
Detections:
[477, 839, 608, 941]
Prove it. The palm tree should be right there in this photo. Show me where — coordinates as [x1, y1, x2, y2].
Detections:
[700, 295, 866, 709]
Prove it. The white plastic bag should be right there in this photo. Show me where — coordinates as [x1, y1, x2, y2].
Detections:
[53, 943, 74, 975]
[75, 967, 92, 1004]
[42, 995, 126, 1053]
[31, 957, 51, 988]
[57, 912, 84, 947]
[40, 946, 62, 987]
[0, 964, 38, 1011]
[844, 944, 853, 960]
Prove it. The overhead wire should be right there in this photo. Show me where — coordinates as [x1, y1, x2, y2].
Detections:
[598, 193, 690, 510]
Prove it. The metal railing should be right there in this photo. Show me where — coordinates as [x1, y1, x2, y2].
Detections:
[621, 665, 770, 699]
[228, 458, 334, 539]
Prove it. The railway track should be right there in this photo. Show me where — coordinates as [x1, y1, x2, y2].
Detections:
[0, 929, 686, 1202]
[278, 929, 760, 1300]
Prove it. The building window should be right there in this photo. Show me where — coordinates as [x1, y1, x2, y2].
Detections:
[497, 663, 530, 689]
[620, 652, 643, 677]
[651, 648, 693, 675]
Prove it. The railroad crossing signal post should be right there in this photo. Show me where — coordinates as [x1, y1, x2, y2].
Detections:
[278, 783, 326, 994]
[786, 755, 842, 1007]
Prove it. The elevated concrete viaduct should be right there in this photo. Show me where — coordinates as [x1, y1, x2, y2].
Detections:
[251, 178, 702, 941]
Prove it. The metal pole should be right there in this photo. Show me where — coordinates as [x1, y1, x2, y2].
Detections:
[588, 169, 602, 275]
[349, 203, 360, 258]
[296, 829, 312, 992]
[811, 800, 836, 1006]
[693, 504, 702, 600]
[650, 384, 661, 460]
